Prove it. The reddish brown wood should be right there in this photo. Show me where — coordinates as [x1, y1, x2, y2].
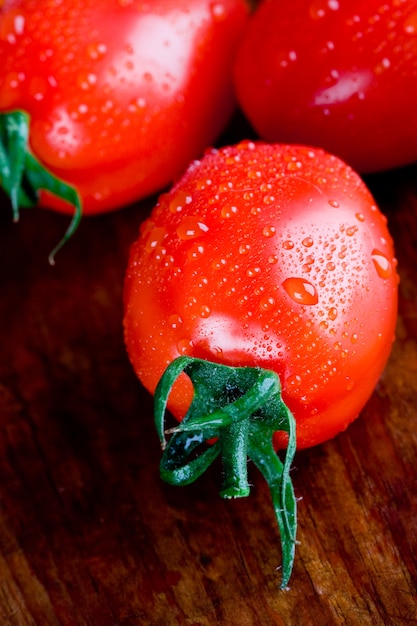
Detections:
[0, 161, 416, 625]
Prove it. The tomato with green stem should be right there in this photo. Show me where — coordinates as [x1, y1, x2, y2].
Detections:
[123, 141, 398, 586]
[0, 0, 249, 219]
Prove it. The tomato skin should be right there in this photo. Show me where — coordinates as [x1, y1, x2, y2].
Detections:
[234, 0, 417, 174]
[124, 141, 398, 449]
[0, 0, 248, 214]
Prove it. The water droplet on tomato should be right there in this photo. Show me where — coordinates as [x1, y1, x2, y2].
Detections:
[327, 307, 338, 321]
[302, 236, 314, 247]
[86, 42, 107, 60]
[263, 225, 276, 238]
[188, 243, 205, 261]
[355, 212, 365, 222]
[168, 314, 183, 330]
[404, 10, 417, 34]
[210, 2, 226, 20]
[221, 205, 238, 218]
[328, 199, 339, 208]
[77, 72, 97, 90]
[199, 305, 211, 318]
[374, 57, 391, 75]
[371, 249, 392, 278]
[282, 240, 294, 250]
[309, 0, 339, 19]
[145, 227, 167, 253]
[346, 225, 358, 236]
[260, 296, 275, 311]
[239, 244, 251, 255]
[176, 217, 209, 240]
[169, 191, 192, 213]
[287, 374, 303, 389]
[286, 160, 302, 172]
[282, 277, 318, 305]
[128, 97, 147, 112]
[177, 339, 194, 355]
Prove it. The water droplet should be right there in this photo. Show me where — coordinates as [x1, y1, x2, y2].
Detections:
[309, 0, 339, 19]
[212, 258, 227, 270]
[86, 42, 107, 60]
[177, 339, 194, 355]
[326, 261, 336, 271]
[219, 181, 233, 192]
[239, 244, 251, 255]
[176, 216, 209, 240]
[287, 374, 302, 387]
[260, 296, 276, 311]
[282, 240, 294, 250]
[210, 2, 226, 20]
[346, 225, 358, 236]
[328, 307, 338, 320]
[199, 305, 211, 318]
[145, 227, 167, 253]
[263, 225, 276, 238]
[286, 160, 302, 172]
[169, 191, 192, 213]
[404, 10, 417, 34]
[221, 205, 237, 218]
[77, 72, 97, 90]
[302, 236, 314, 247]
[374, 57, 391, 75]
[282, 277, 318, 305]
[188, 243, 205, 261]
[371, 249, 392, 278]
[168, 314, 183, 330]
[355, 212, 365, 222]
[328, 199, 340, 208]
[128, 97, 146, 112]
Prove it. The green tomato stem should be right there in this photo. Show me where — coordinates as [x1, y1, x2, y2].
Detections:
[0, 110, 82, 263]
[154, 355, 297, 589]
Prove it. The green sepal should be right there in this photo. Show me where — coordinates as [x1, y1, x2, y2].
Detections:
[0, 110, 82, 263]
[154, 355, 297, 589]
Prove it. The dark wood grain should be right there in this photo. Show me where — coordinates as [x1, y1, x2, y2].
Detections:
[0, 159, 416, 626]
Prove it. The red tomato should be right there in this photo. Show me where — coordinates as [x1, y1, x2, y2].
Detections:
[234, 0, 417, 173]
[123, 141, 398, 449]
[0, 0, 248, 214]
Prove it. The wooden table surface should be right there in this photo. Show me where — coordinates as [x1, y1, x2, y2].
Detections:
[1, 134, 417, 625]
